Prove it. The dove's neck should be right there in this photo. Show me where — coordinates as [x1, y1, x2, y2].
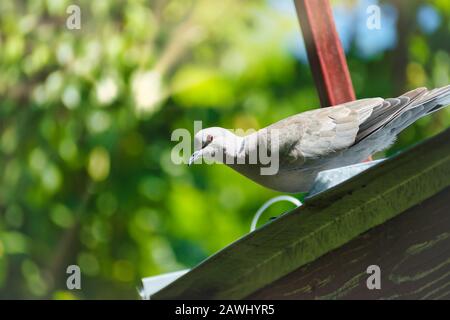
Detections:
[221, 131, 259, 166]
[219, 132, 243, 161]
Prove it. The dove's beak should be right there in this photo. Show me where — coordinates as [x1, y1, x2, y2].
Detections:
[188, 150, 201, 166]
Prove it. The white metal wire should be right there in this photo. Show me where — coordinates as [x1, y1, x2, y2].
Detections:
[250, 195, 302, 232]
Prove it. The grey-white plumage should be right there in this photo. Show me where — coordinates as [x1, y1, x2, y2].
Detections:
[189, 85, 450, 193]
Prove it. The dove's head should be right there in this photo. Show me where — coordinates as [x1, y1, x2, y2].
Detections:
[189, 127, 238, 166]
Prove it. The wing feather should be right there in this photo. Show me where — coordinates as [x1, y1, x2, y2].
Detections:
[260, 86, 450, 171]
[279, 98, 383, 162]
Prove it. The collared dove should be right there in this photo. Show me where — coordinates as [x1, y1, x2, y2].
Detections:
[189, 86, 450, 193]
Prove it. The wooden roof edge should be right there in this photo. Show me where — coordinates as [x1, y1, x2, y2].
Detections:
[152, 128, 450, 300]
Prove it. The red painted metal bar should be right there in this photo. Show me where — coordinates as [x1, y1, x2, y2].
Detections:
[294, 0, 356, 108]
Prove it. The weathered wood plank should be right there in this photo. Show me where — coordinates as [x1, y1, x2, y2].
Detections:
[151, 128, 450, 299]
[294, 0, 356, 107]
[248, 187, 450, 299]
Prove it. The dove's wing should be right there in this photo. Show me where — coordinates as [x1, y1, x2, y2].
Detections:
[298, 98, 384, 158]
[266, 98, 383, 167]
[267, 86, 450, 170]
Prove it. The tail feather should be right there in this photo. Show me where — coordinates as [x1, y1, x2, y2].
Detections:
[425, 85, 450, 115]
[395, 85, 450, 131]
[356, 85, 450, 143]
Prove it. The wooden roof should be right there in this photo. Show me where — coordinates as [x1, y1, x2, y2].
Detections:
[152, 128, 450, 299]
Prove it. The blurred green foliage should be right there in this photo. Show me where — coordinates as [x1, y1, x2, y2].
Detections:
[0, 0, 449, 299]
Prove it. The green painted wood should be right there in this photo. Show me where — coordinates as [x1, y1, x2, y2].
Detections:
[152, 128, 450, 299]
[248, 187, 450, 299]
